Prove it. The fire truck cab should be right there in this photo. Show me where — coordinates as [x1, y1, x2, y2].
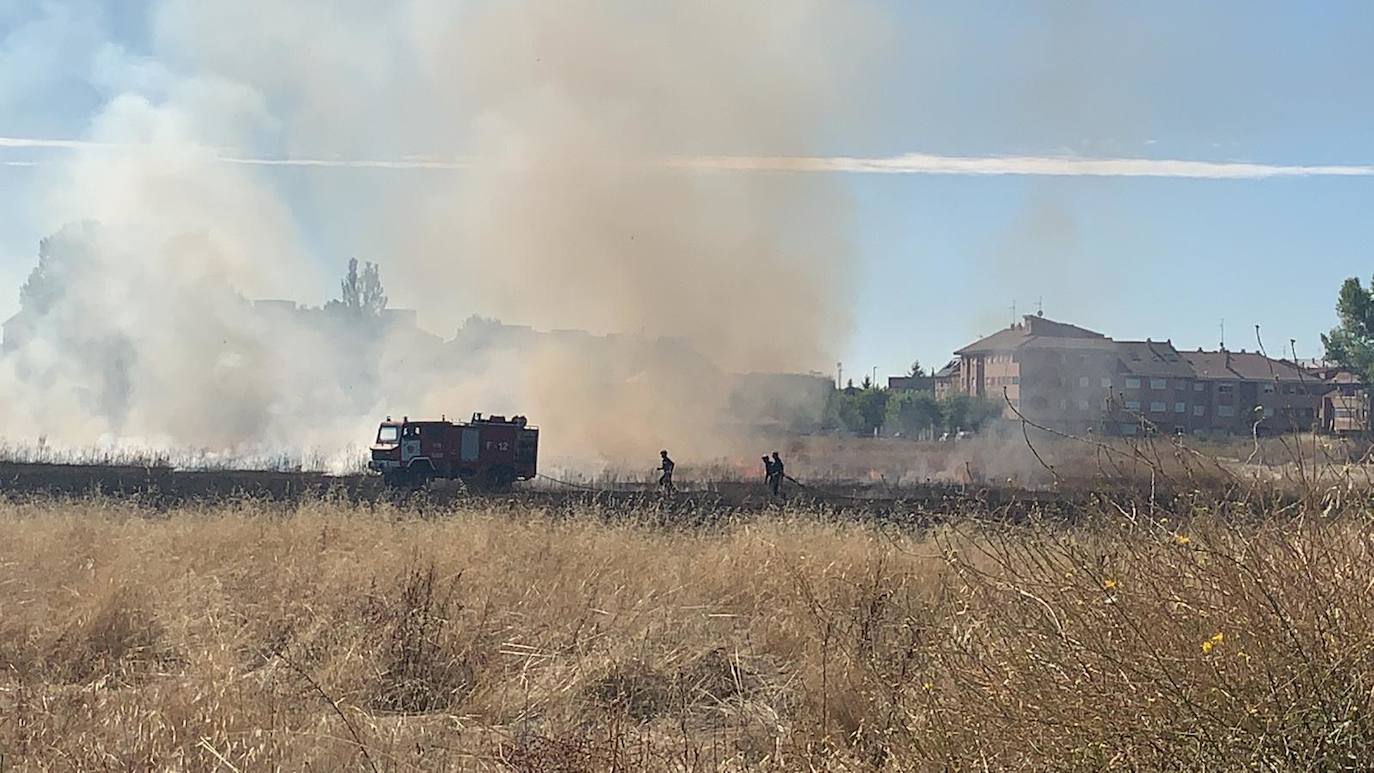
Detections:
[369, 413, 538, 489]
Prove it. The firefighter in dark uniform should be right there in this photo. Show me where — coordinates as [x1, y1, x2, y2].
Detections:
[769, 451, 785, 496]
[658, 450, 676, 493]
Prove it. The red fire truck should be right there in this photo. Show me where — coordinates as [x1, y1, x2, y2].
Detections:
[369, 413, 539, 489]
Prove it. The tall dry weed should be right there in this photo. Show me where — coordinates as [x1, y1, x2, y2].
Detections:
[0, 495, 1372, 769]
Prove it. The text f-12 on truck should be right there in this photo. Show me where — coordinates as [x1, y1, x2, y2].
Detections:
[369, 413, 539, 489]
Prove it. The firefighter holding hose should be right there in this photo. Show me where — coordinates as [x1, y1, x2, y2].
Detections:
[658, 450, 676, 493]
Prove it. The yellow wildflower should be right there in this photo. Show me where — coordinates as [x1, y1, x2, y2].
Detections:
[1201, 631, 1223, 654]
[1175, 535, 1191, 546]
[1103, 578, 1118, 590]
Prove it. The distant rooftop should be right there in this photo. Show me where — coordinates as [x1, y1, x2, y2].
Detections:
[1116, 340, 1194, 378]
[957, 314, 1110, 355]
[1181, 350, 1313, 382]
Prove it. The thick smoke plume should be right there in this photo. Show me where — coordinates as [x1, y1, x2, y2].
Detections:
[0, 1, 885, 467]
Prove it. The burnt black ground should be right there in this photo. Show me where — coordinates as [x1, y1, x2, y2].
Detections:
[0, 461, 1174, 527]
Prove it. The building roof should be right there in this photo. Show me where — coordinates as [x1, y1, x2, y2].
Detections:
[933, 358, 960, 379]
[1116, 340, 1195, 378]
[1181, 350, 1314, 382]
[956, 314, 1108, 355]
[888, 375, 934, 391]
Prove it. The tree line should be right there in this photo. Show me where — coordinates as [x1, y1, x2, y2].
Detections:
[821, 374, 1002, 438]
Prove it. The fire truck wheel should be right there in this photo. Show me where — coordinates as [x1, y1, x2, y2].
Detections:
[410, 466, 434, 489]
[483, 465, 515, 492]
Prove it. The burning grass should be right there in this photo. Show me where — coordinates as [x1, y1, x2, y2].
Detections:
[3, 494, 1374, 769]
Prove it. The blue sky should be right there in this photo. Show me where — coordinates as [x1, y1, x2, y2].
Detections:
[2, 1, 1372, 380]
[844, 1, 1374, 376]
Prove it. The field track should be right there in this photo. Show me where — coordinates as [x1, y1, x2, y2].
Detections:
[0, 460, 1108, 518]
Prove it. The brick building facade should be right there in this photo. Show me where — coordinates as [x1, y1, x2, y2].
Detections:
[948, 314, 1367, 436]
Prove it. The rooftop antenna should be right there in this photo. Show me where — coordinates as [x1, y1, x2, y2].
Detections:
[1011, 301, 1017, 326]
[1219, 318, 1225, 350]
[1036, 296, 1044, 317]
[836, 361, 843, 388]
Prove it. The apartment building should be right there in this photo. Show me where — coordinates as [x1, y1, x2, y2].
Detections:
[1179, 350, 1319, 434]
[955, 314, 1118, 433]
[932, 359, 960, 399]
[946, 314, 1366, 436]
[1109, 340, 1201, 436]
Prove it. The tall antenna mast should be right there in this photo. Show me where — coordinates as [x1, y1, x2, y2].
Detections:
[1037, 296, 1044, 316]
[1011, 301, 1017, 326]
[1219, 319, 1225, 350]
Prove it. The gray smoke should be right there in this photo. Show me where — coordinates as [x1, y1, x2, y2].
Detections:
[0, 1, 888, 467]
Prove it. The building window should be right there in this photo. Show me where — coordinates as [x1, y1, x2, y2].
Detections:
[1078, 376, 1090, 388]
[1262, 384, 1276, 394]
[1174, 402, 1186, 413]
[1264, 406, 1275, 418]
[1150, 378, 1167, 390]
[1193, 405, 1205, 417]
[1283, 384, 1296, 395]
[1125, 377, 1141, 389]
[1193, 382, 1205, 392]
[1150, 401, 1167, 413]
[1175, 380, 1188, 391]
[1218, 383, 1234, 394]
[1218, 405, 1235, 417]
[1078, 399, 1091, 411]
[1120, 423, 1138, 436]
[1101, 376, 1113, 388]
[1125, 400, 1141, 411]
[1011, 376, 1020, 385]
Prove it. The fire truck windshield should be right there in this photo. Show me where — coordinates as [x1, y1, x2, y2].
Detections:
[377, 425, 400, 444]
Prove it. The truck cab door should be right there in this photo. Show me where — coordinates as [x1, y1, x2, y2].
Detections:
[402, 426, 422, 463]
[461, 428, 480, 461]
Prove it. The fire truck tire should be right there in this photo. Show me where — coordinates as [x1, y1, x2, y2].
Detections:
[407, 462, 435, 489]
[483, 465, 515, 492]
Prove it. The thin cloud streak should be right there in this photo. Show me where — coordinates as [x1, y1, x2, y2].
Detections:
[3, 136, 1372, 178]
[680, 153, 1374, 178]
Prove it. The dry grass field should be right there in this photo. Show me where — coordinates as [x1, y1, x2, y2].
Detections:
[3, 487, 1374, 771]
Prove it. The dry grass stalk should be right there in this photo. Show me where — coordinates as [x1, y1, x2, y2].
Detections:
[1, 493, 1373, 769]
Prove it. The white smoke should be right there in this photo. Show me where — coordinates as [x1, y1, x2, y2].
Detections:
[0, 1, 886, 466]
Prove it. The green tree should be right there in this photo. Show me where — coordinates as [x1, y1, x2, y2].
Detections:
[852, 385, 889, 435]
[1322, 277, 1374, 381]
[329, 257, 388, 318]
[908, 360, 928, 378]
[886, 390, 943, 437]
[942, 394, 1002, 434]
[19, 222, 102, 317]
[822, 388, 863, 432]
